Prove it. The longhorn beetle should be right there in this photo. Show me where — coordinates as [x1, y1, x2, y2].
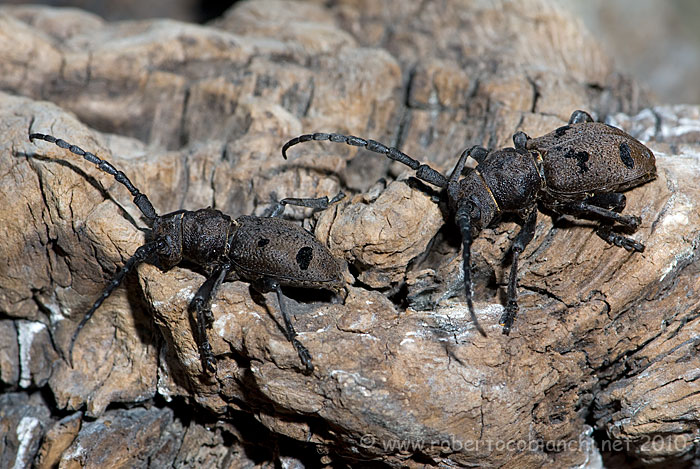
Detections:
[282, 110, 656, 335]
[30, 132, 345, 374]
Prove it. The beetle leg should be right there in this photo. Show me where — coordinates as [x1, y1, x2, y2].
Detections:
[569, 110, 594, 124]
[558, 200, 641, 231]
[580, 193, 644, 251]
[267, 192, 346, 217]
[274, 283, 314, 374]
[189, 262, 231, 373]
[68, 239, 164, 367]
[253, 277, 314, 374]
[500, 208, 538, 335]
[455, 203, 487, 337]
[596, 226, 645, 252]
[584, 193, 626, 213]
[469, 145, 491, 165]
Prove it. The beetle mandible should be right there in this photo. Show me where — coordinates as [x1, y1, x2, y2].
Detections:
[281, 110, 656, 335]
[29, 132, 345, 374]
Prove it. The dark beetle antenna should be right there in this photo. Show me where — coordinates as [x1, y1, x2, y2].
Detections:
[446, 147, 488, 337]
[29, 133, 158, 222]
[67, 240, 164, 365]
[29, 132, 163, 366]
[282, 133, 449, 188]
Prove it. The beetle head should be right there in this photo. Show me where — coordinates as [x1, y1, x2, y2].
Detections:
[448, 170, 499, 232]
[152, 213, 184, 269]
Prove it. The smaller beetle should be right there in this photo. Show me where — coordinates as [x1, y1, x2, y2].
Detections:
[282, 110, 656, 335]
[30, 132, 345, 374]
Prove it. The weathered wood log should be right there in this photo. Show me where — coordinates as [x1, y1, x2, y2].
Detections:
[0, 1, 698, 467]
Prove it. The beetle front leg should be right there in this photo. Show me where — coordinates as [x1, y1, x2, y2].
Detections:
[189, 263, 230, 373]
[449, 146, 490, 184]
[500, 208, 538, 335]
[68, 239, 164, 367]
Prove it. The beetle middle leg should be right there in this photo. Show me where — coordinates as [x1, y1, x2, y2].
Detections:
[584, 192, 626, 212]
[500, 208, 538, 335]
[189, 263, 231, 373]
[595, 226, 645, 252]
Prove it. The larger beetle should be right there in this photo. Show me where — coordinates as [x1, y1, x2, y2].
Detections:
[282, 110, 656, 335]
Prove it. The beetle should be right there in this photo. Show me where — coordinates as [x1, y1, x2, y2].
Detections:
[281, 110, 656, 335]
[29, 132, 345, 374]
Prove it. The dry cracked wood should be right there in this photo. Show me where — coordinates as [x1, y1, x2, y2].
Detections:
[0, 1, 698, 468]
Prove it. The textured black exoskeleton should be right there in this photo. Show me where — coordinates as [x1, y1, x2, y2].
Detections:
[282, 110, 656, 336]
[30, 133, 345, 374]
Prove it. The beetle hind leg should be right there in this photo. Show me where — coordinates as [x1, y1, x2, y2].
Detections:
[553, 195, 646, 252]
[275, 284, 314, 374]
[559, 199, 640, 231]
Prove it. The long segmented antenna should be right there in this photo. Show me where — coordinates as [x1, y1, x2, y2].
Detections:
[29, 133, 158, 222]
[282, 133, 449, 188]
[455, 203, 487, 337]
[67, 240, 164, 366]
[29, 132, 164, 365]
